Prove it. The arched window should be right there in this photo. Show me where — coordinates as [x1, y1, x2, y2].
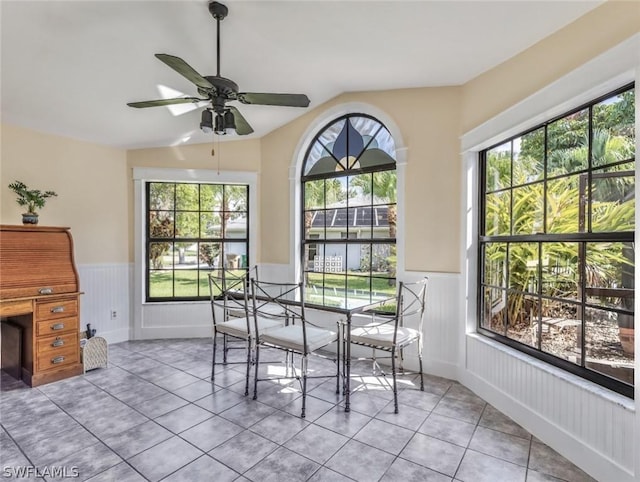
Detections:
[301, 113, 397, 307]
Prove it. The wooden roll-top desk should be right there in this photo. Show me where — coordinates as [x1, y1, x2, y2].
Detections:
[0, 225, 83, 386]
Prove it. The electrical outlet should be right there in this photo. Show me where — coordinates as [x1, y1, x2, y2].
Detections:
[110, 310, 117, 319]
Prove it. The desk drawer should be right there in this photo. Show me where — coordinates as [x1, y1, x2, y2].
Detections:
[36, 298, 78, 320]
[36, 345, 79, 372]
[37, 332, 78, 354]
[36, 316, 78, 337]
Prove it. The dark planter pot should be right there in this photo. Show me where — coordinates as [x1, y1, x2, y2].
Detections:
[22, 213, 39, 225]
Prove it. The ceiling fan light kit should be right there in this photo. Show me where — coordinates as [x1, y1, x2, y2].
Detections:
[127, 1, 310, 137]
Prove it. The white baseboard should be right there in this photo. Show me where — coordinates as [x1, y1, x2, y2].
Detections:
[460, 369, 635, 482]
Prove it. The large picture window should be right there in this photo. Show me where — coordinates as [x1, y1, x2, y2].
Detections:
[301, 114, 397, 307]
[146, 181, 249, 301]
[479, 84, 635, 397]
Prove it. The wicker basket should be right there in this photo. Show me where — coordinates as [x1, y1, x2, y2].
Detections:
[81, 336, 108, 373]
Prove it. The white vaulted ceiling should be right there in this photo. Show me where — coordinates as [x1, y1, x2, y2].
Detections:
[1, 0, 603, 149]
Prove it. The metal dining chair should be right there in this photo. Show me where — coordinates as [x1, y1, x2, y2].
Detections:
[349, 278, 428, 413]
[208, 267, 282, 396]
[251, 279, 340, 418]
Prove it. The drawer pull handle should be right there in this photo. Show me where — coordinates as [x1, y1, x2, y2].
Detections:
[51, 306, 65, 313]
[51, 356, 65, 364]
[51, 323, 65, 331]
[39, 287, 53, 295]
[52, 338, 65, 347]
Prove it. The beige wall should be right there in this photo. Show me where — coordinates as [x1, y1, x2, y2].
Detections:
[0, 123, 129, 264]
[462, 0, 640, 133]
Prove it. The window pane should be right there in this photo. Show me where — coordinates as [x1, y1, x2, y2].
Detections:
[485, 191, 510, 235]
[199, 270, 212, 297]
[483, 243, 507, 288]
[585, 307, 634, 385]
[547, 108, 588, 177]
[540, 298, 581, 362]
[486, 142, 511, 192]
[354, 207, 373, 239]
[174, 242, 197, 267]
[371, 243, 395, 278]
[546, 175, 581, 233]
[200, 213, 222, 238]
[506, 293, 539, 349]
[149, 242, 172, 269]
[175, 212, 199, 238]
[347, 174, 372, 207]
[372, 205, 395, 239]
[200, 184, 222, 211]
[347, 275, 371, 305]
[508, 243, 539, 294]
[592, 89, 635, 168]
[482, 287, 506, 334]
[591, 165, 635, 233]
[225, 212, 247, 239]
[372, 277, 396, 300]
[149, 270, 172, 298]
[225, 185, 247, 212]
[175, 183, 199, 210]
[149, 212, 174, 238]
[513, 128, 544, 185]
[174, 270, 198, 297]
[512, 182, 543, 234]
[586, 242, 634, 312]
[305, 210, 326, 240]
[372, 171, 397, 203]
[305, 180, 325, 209]
[305, 272, 325, 305]
[198, 242, 221, 269]
[149, 183, 175, 210]
[541, 242, 579, 300]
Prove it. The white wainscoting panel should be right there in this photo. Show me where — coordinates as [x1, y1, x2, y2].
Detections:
[462, 335, 636, 482]
[77, 263, 132, 344]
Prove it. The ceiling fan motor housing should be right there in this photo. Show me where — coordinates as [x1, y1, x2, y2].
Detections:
[208, 1, 228, 20]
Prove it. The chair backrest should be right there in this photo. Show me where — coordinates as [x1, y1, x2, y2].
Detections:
[395, 278, 428, 342]
[208, 267, 256, 327]
[250, 279, 305, 340]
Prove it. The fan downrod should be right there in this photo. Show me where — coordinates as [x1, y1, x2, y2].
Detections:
[208, 1, 228, 21]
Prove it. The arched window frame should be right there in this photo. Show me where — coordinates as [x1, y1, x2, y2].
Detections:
[293, 108, 405, 307]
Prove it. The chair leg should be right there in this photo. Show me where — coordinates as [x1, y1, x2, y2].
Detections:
[418, 339, 424, 392]
[391, 347, 398, 414]
[244, 337, 251, 397]
[335, 327, 341, 394]
[223, 334, 228, 364]
[211, 331, 217, 382]
[252, 344, 260, 400]
[301, 354, 308, 418]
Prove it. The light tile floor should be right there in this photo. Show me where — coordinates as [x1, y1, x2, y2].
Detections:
[0, 338, 597, 481]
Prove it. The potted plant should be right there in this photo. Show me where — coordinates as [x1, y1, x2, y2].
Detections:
[8, 180, 57, 225]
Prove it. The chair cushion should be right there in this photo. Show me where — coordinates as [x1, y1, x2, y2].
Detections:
[260, 325, 338, 353]
[350, 323, 420, 349]
[216, 316, 282, 339]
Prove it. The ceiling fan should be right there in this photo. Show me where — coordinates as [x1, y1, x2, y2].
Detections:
[127, 1, 310, 136]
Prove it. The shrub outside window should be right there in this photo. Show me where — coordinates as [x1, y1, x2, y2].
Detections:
[479, 84, 635, 398]
[301, 114, 397, 308]
[146, 181, 249, 301]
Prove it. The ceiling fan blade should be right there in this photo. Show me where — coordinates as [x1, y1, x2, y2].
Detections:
[155, 54, 214, 91]
[228, 106, 254, 135]
[127, 97, 207, 108]
[237, 93, 310, 108]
